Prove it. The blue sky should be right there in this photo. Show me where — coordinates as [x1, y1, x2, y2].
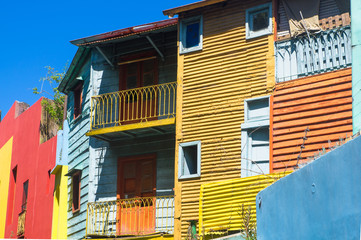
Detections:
[0, 0, 193, 118]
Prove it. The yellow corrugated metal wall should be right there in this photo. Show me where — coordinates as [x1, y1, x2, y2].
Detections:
[199, 172, 290, 238]
[175, 0, 275, 238]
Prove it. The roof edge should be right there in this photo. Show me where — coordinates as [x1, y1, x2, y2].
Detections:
[59, 47, 90, 94]
[163, 0, 227, 17]
[70, 18, 178, 47]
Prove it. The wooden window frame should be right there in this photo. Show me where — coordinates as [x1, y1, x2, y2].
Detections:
[72, 171, 81, 213]
[241, 96, 270, 177]
[73, 81, 83, 119]
[180, 15, 203, 54]
[246, 3, 273, 39]
[21, 180, 29, 212]
[178, 141, 201, 180]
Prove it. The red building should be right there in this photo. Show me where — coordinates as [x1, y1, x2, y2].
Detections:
[0, 98, 57, 238]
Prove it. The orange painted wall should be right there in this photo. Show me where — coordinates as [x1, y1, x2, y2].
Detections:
[0, 98, 56, 238]
[271, 68, 352, 172]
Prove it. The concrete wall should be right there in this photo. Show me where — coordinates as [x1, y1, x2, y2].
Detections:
[257, 135, 361, 240]
[352, 0, 361, 133]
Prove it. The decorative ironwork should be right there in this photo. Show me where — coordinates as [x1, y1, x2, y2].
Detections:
[17, 210, 26, 237]
[86, 196, 175, 237]
[90, 82, 177, 130]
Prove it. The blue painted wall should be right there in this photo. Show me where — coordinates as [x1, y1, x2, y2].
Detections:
[66, 57, 91, 239]
[257, 135, 361, 240]
[352, 0, 361, 133]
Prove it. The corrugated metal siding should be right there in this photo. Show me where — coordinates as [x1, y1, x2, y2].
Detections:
[199, 172, 290, 237]
[271, 68, 352, 172]
[178, 0, 274, 238]
[67, 58, 91, 239]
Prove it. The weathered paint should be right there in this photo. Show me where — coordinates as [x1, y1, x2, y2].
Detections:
[271, 68, 353, 172]
[175, 0, 275, 238]
[0, 99, 57, 238]
[352, 0, 361, 133]
[0, 137, 13, 238]
[199, 172, 290, 238]
[257, 135, 361, 239]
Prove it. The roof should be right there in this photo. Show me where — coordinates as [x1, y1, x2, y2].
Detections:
[70, 18, 178, 47]
[163, 0, 227, 17]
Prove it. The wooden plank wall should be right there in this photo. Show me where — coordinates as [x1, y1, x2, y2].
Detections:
[271, 68, 352, 172]
[176, 0, 274, 238]
[67, 58, 91, 239]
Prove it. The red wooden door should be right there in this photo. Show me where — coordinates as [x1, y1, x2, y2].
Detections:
[117, 155, 156, 235]
[119, 58, 158, 124]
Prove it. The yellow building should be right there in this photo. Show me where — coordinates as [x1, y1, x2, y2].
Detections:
[0, 137, 13, 238]
[163, 0, 275, 238]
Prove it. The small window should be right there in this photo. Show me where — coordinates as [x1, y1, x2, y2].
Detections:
[72, 171, 81, 213]
[73, 82, 83, 119]
[22, 180, 29, 212]
[178, 141, 201, 179]
[180, 16, 203, 54]
[246, 3, 272, 39]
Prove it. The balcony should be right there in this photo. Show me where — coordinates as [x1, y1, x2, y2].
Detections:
[17, 210, 26, 237]
[85, 196, 174, 237]
[87, 82, 177, 140]
[276, 26, 351, 82]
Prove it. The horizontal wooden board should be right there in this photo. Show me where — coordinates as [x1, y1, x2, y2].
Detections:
[271, 68, 352, 172]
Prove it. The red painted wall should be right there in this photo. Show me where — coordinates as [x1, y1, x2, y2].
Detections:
[0, 98, 56, 238]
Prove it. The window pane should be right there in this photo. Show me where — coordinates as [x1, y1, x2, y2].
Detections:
[186, 22, 200, 48]
[252, 10, 269, 31]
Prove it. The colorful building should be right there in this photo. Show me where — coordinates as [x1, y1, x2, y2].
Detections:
[163, 0, 275, 238]
[271, 0, 351, 171]
[0, 98, 58, 239]
[59, 19, 178, 239]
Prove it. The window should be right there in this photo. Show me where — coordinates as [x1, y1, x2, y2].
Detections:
[180, 16, 203, 54]
[246, 3, 272, 39]
[72, 171, 81, 213]
[73, 81, 83, 119]
[21, 180, 29, 212]
[241, 96, 270, 177]
[178, 141, 201, 179]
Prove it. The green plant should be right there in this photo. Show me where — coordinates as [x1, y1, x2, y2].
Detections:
[238, 204, 257, 240]
[33, 65, 67, 129]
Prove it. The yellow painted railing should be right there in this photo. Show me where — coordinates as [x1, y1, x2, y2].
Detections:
[17, 210, 26, 237]
[86, 196, 174, 237]
[90, 82, 177, 130]
[199, 172, 291, 237]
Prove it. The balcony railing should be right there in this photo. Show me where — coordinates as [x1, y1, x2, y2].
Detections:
[276, 26, 351, 82]
[90, 82, 177, 131]
[85, 196, 174, 237]
[17, 210, 26, 237]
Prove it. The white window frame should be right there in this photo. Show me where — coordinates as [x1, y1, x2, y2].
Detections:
[179, 16, 203, 54]
[178, 140, 201, 179]
[241, 96, 270, 177]
[245, 3, 273, 39]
